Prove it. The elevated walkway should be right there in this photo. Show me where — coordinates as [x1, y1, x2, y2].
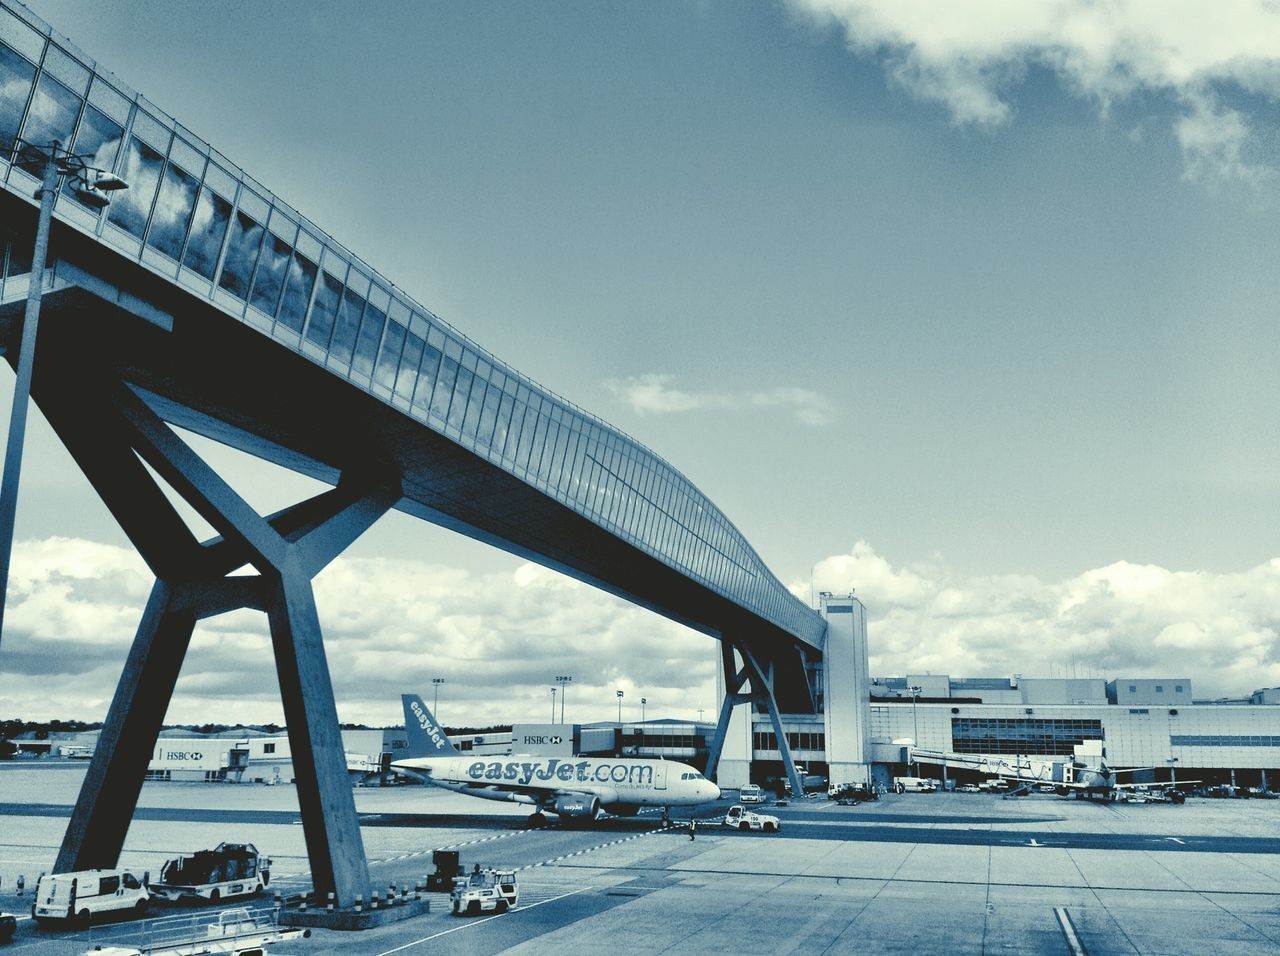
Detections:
[0, 0, 827, 910]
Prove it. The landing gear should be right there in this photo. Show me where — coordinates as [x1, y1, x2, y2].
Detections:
[661, 807, 671, 828]
[527, 811, 549, 829]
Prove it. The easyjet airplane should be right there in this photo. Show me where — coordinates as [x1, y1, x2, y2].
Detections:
[391, 694, 720, 826]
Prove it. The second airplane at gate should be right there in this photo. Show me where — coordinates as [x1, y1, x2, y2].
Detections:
[392, 694, 720, 825]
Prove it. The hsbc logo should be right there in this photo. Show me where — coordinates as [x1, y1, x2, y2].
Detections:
[522, 735, 563, 745]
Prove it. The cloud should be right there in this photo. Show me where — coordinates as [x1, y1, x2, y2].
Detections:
[7, 535, 1275, 727]
[790, 0, 1280, 182]
[606, 373, 835, 426]
[806, 541, 1280, 699]
[0, 537, 718, 727]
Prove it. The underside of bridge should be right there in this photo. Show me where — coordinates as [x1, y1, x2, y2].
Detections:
[1, 194, 823, 904]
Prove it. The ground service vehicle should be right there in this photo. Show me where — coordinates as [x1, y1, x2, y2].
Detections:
[830, 784, 878, 804]
[151, 843, 270, 902]
[426, 849, 461, 892]
[739, 784, 766, 804]
[893, 777, 937, 793]
[33, 869, 149, 925]
[724, 805, 781, 832]
[451, 868, 519, 916]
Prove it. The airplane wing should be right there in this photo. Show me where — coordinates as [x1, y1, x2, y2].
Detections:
[1111, 779, 1201, 790]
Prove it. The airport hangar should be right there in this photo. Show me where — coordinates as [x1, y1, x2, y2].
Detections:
[0, 0, 837, 908]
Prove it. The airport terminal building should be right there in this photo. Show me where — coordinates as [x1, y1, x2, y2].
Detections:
[714, 594, 1280, 791]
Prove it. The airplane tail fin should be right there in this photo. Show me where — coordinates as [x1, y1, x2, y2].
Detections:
[401, 694, 462, 758]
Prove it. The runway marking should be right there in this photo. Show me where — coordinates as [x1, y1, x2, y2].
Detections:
[371, 886, 590, 955]
[522, 826, 667, 870]
[1166, 837, 1186, 845]
[366, 828, 531, 867]
[279, 824, 658, 884]
[1054, 906, 1086, 955]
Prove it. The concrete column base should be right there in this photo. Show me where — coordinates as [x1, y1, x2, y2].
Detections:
[281, 897, 431, 931]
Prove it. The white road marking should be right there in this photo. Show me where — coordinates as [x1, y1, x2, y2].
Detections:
[1166, 837, 1186, 845]
[371, 886, 590, 955]
[1054, 905, 1086, 955]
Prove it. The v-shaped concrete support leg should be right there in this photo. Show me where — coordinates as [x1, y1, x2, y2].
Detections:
[706, 638, 806, 798]
[44, 373, 398, 905]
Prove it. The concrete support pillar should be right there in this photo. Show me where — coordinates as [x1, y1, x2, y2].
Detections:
[56, 582, 196, 871]
[707, 640, 751, 788]
[708, 637, 805, 797]
[266, 562, 369, 901]
[42, 372, 397, 905]
[706, 641, 750, 784]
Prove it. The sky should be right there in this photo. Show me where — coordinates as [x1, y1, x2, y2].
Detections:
[3, 0, 1279, 725]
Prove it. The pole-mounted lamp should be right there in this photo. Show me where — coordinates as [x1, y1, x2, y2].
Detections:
[0, 139, 127, 649]
[555, 675, 572, 723]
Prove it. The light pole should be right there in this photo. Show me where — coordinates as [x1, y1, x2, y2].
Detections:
[555, 675, 572, 723]
[909, 685, 922, 777]
[616, 689, 624, 724]
[432, 677, 445, 720]
[1167, 756, 1178, 788]
[641, 697, 646, 724]
[550, 687, 556, 723]
[0, 140, 126, 648]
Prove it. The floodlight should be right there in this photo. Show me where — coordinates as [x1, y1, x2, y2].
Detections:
[73, 187, 110, 209]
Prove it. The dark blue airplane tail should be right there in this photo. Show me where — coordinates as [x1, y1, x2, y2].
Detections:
[401, 693, 462, 758]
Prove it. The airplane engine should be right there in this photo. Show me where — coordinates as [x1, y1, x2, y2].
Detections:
[554, 795, 605, 820]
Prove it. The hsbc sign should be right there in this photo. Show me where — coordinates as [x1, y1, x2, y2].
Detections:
[512, 724, 573, 756]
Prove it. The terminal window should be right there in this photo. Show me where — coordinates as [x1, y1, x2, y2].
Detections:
[951, 718, 1103, 756]
[752, 731, 826, 753]
[1170, 735, 1280, 747]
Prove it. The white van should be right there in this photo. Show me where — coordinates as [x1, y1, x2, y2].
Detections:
[893, 776, 938, 793]
[32, 869, 149, 925]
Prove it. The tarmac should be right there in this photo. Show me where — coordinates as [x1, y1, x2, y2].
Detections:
[1, 762, 1278, 954]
